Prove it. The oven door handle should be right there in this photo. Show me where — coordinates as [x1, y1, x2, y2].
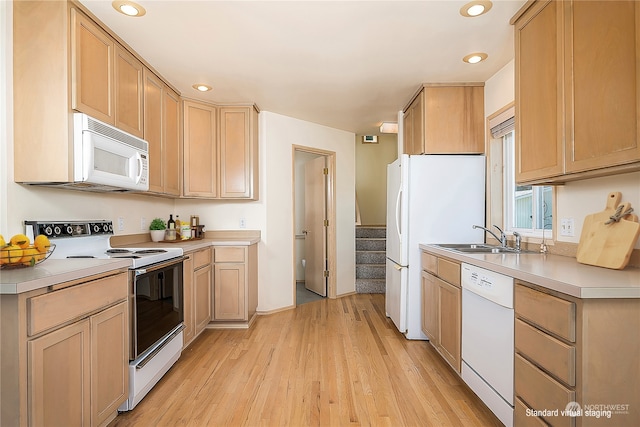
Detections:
[134, 256, 187, 276]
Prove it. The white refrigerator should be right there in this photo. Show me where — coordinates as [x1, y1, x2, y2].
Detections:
[386, 154, 486, 339]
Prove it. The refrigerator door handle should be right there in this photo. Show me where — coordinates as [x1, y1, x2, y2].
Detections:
[395, 189, 402, 240]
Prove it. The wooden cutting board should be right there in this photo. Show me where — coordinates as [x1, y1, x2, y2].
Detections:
[577, 192, 640, 269]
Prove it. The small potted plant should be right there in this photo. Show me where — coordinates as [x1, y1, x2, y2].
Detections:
[149, 218, 166, 242]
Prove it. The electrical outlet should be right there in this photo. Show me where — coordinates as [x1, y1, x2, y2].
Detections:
[560, 218, 575, 237]
[118, 217, 125, 232]
[239, 217, 246, 229]
[140, 217, 147, 231]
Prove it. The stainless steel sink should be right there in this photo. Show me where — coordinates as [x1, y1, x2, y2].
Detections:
[434, 243, 538, 254]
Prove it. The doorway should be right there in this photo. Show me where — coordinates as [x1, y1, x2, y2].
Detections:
[293, 146, 336, 305]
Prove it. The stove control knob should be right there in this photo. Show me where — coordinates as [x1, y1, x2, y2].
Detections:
[108, 223, 113, 232]
[103, 223, 110, 233]
[65, 225, 74, 235]
[53, 225, 62, 236]
[43, 225, 54, 237]
[92, 224, 101, 234]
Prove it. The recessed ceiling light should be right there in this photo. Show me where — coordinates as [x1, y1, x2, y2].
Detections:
[463, 53, 488, 64]
[112, 1, 146, 17]
[460, 1, 493, 18]
[192, 84, 212, 92]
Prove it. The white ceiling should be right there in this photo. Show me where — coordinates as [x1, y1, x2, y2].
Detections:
[80, 0, 526, 135]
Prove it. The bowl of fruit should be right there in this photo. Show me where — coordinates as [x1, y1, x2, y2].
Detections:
[0, 233, 55, 269]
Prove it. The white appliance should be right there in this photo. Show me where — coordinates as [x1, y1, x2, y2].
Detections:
[461, 263, 514, 427]
[32, 113, 149, 192]
[385, 154, 485, 339]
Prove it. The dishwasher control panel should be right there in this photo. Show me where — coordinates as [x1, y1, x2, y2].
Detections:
[461, 263, 514, 308]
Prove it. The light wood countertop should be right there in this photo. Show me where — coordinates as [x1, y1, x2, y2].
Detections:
[420, 244, 640, 299]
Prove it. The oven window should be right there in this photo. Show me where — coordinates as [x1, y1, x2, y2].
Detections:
[135, 262, 183, 358]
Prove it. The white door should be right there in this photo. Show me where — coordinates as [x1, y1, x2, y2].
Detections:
[303, 156, 327, 296]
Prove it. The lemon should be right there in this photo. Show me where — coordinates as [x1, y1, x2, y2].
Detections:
[34, 235, 51, 254]
[0, 245, 23, 264]
[21, 246, 43, 266]
[0, 234, 5, 247]
[10, 234, 30, 249]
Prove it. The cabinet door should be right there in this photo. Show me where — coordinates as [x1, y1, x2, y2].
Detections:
[514, 0, 564, 182]
[144, 69, 164, 194]
[163, 88, 181, 196]
[214, 263, 246, 321]
[219, 107, 258, 199]
[114, 45, 144, 138]
[71, 8, 114, 125]
[424, 86, 484, 154]
[565, 0, 640, 172]
[183, 100, 218, 197]
[194, 264, 212, 334]
[28, 320, 91, 427]
[421, 271, 439, 343]
[403, 93, 424, 155]
[438, 279, 461, 372]
[182, 254, 195, 346]
[91, 302, 128, 427]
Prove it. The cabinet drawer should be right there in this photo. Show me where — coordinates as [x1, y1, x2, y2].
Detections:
[437, 258, 460, 287]
[515, 397, 548, 427]
[421, 251, 437, 274]
[28, 273, 128, 336]
[214, 247, 245, 263]
[516, 319, 575, 386]
[515, 284, 576, 342]
[515, 354, 575, 427]
[193, 247, 212, 269]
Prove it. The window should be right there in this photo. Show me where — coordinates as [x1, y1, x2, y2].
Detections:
[503, 130, 553, 237]
[488, 105, 553, 240]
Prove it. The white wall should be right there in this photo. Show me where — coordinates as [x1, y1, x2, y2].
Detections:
[485, 59, 640, 249]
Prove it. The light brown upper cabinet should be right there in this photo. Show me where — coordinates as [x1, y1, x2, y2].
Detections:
[183, 100, 218, 198]
[403, 84, 485, 155]
[71, 9, 144, 138]
[513, 0, 640, 185]
[183, 101, 259, 200]
[219, 107, 259, 199]
[145, 69, 181, 196]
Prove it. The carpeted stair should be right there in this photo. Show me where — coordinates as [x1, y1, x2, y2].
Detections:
[355, 226, 386, 293]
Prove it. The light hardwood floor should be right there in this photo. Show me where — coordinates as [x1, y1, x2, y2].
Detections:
[109, 294, 502, 426]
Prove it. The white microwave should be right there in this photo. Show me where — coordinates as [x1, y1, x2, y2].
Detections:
[72, 113, 149, 192]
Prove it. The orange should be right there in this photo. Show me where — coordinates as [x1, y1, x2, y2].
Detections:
[34, 235, 51, 253]
[20, 246, 43, 266]
[10, 234, 30, 249]
[0, 245, 23, 264]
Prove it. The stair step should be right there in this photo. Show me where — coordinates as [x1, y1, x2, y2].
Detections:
[356, 264, 385, 279]
[356, 238, 386, 251]
[356, 227, 386, 239]
[356, 250, 386, 264]
[355, 278, 386, 294]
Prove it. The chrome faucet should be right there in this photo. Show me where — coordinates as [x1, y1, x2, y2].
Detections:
[513, 231, 521, 252]
[473, 224, 507, 247]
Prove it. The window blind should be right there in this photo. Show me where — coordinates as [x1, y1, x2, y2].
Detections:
[489, 105, 515, 139]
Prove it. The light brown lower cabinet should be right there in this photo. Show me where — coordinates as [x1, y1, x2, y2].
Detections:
[420, 250, 461, 372]
[211, 244, 258, 327]
[183, 247, 212, 348]
[515, 282, 640, 427]
[1, 270, 129, 427]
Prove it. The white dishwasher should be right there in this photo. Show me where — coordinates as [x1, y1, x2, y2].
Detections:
[461, 263, 514, 427]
